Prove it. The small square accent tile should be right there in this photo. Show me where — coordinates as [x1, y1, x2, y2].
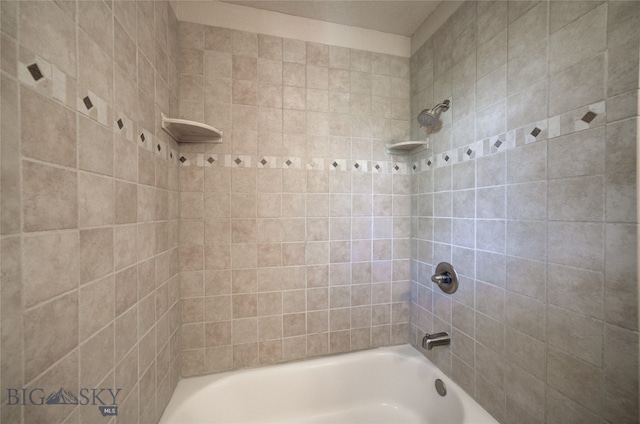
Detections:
[466, 148, 473, 156]
[157, 144, 161, 152]
[354, 163, 360, 169]
[259, 156, 276, 169]
[196, 154, 205, 166]
[530, 127, 541, 137]
[282, 157, 299, 168]
[208, 157, 215, 164]
[117, 118, 124, 129]
[234, 157, 242, 165]
[549, 116, 562, 138]
[412, 165, 417, 171]
[332, 161, 339, 168]
[581, 111, 597, 123]
[375, 164, 380, 170]
[179, 156, 187, 163]
[394, 165, 400, 171]
[170, 152, 173, 159]
[493, 139, 502, 148]
[83, 96, 93, 110]
[140, 133, 145, 142]
[27, 63, 44, 81]
[427, 160, 432, 166]
[444, 154, 449, 162]
[306, 158, 324, 170]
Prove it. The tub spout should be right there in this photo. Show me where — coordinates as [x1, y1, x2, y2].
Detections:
[422, 332, 450, 350]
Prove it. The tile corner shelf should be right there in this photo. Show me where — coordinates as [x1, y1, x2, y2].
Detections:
[386, 140, 429, 154]
[161, 113, 223, 143]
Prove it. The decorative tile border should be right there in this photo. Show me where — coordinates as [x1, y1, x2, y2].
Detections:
[19, 55, 603, 177]
[19, 52, 74, 108]
[77, 89, 109, 126]
[306, 158, 324, 170]
[411, 100, 606, 173]
[18, 59, 180, 167]
[114, 114, 135, 142]
[178, 153, 411, 175]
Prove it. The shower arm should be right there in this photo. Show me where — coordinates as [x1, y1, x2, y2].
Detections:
[432, 100, 450, 113]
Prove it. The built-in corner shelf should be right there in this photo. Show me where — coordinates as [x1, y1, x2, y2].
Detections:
[385, 140, 429, 154]
[161, 114, 223, 143]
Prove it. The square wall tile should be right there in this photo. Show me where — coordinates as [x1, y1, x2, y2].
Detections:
[22, 160, 77, 232]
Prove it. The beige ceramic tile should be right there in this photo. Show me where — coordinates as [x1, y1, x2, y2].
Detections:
[78, 172, 114, 227]
[24, 292, 78, 382]
[19, 1, 76, 76]
[22, 160, 77, 232]
[79, 227, 114, 283]
[23, 231, 78, 308]
[21, 88, 76, 168]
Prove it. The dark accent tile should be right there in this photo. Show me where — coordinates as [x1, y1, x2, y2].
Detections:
[494, 139, 503, 148]
[375, 164, 380, 170]
[83, 96, 93, 110]
[581, 111, 597, 124]
[179, 156, 186, 163]
[354, 163, 360, 169]
[427, 160, 432, 166]
[208, 157, 215, 164]
[444, 155, 450, 162]
[332, 161, 338, 168]
[413, 165, 417, 170]
[466, 148, 473, 156]
[157, 144, 161, 151]
[234, 157, 242, 165]
[394, 165, 400, 171]
[117, 118, 124, 129]
[170, 153, 173, 159]
[285, 159, 292, 166]
[27, 63, 44, 81]
[260, 158, 267, 166]
[530, 127, 541, 137]
[140, 133, 145, 142]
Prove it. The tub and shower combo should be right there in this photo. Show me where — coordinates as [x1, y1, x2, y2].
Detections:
[160, 261, 498, 423]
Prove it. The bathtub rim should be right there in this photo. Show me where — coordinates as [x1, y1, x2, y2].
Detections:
[159, 343, 498, 424]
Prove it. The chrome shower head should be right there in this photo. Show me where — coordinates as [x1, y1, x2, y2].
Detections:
[417, 109, 439, 127]
[417, 99, 451, 128]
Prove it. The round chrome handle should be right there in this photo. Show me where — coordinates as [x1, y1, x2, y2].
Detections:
[431, 262, 458, 294]
[431, 273, 452, 284]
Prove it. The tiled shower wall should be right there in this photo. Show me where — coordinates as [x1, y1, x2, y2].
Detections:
[409, 1, 638, 423]
[0, 1, 181, 423]
[176, 22, 413, 375]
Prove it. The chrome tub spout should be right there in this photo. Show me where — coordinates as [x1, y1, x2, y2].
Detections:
[422, 332, 450, 350]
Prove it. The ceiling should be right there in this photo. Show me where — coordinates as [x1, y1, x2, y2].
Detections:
[220, 1, 442, 37]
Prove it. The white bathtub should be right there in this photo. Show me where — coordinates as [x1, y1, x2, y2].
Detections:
[159, 344, 498, 424]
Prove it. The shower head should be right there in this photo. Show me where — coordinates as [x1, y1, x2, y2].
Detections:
[417, 110, 439, 127]
[417, 99, 451, 128]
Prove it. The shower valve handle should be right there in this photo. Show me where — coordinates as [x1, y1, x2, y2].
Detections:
[430, 262, 458, 294]
[431, 273, 452, 285]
